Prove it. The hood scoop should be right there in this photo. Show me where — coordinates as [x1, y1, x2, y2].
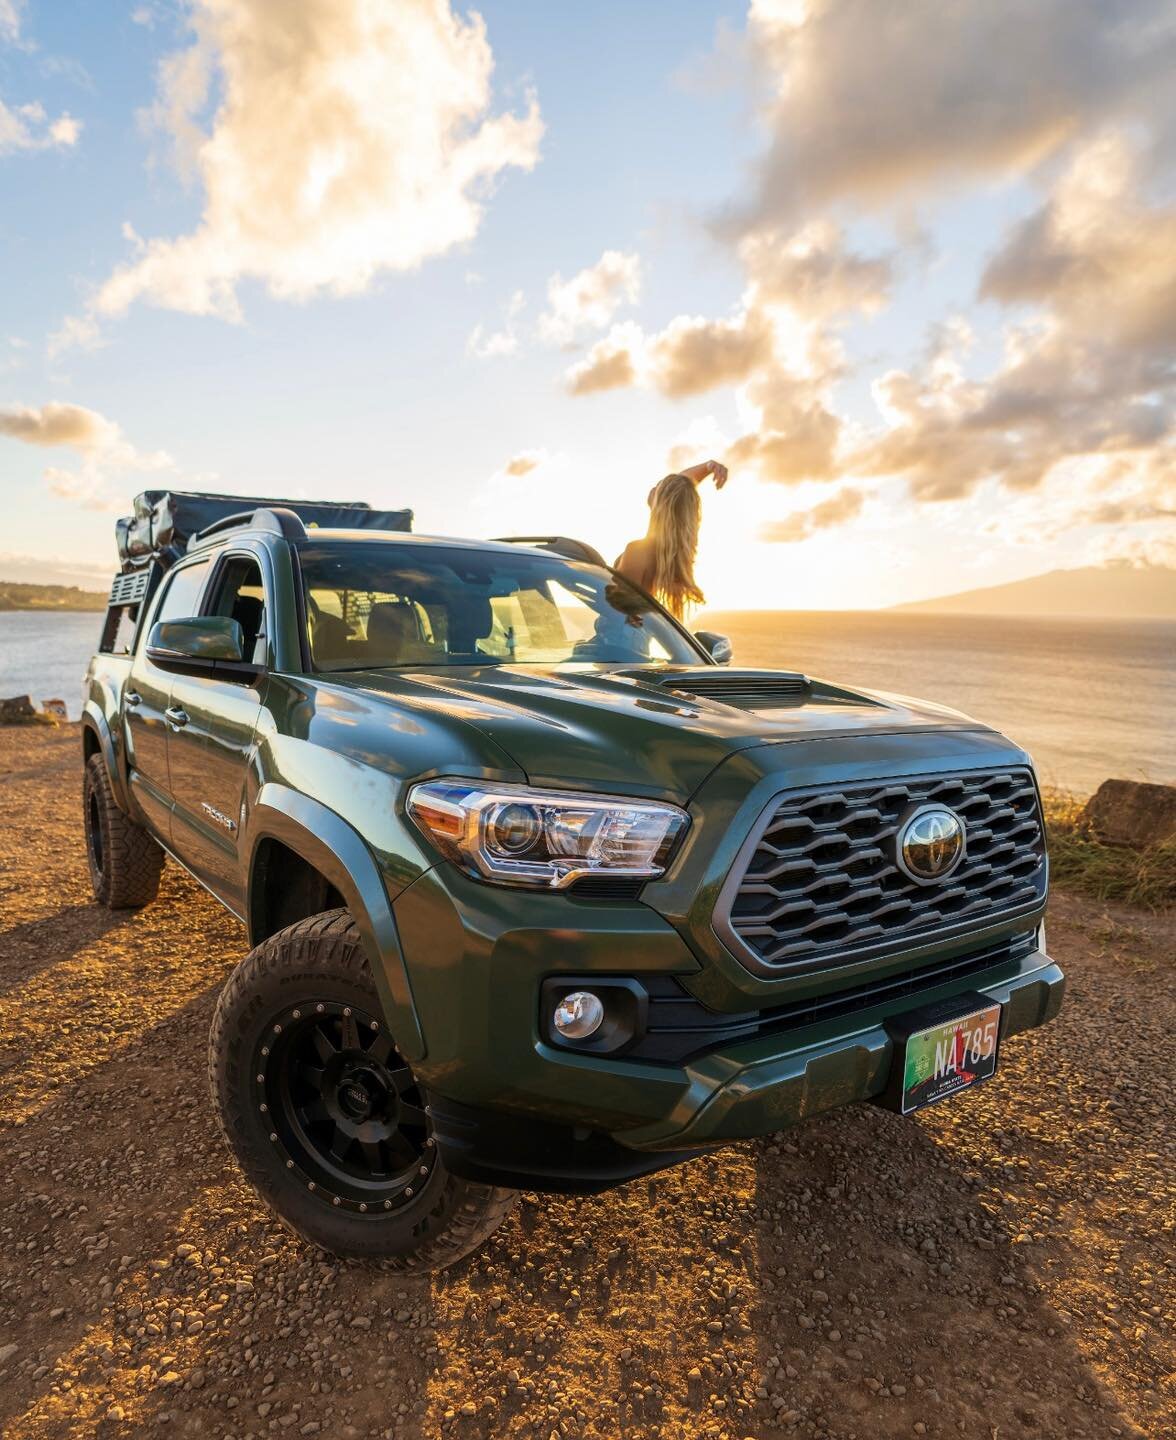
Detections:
[655, 668, 810, 709]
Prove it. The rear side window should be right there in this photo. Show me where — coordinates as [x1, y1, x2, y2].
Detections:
[154, 558, 212, 625]
[99, 605, 140, 655]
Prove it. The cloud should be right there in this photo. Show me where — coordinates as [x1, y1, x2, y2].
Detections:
[727, 373, 842, 484]
[467, 289, 525, 359]
[647, 309, 775, 399]
[979, 132, 1176, 359]
[63, 0, 541, 337]
[0, 98, 82, 156]
[0, 6, 84, 156]
[503, 449, 545, 477]
[739, 0, 1176, 227]
[539, 250, 641, 344]
[561, 223, 888, 491]
[565, 323, 642, 395]
[760, 486, 864, 542]
[0, 401, 113, 448]
[565, 309, 774, 400]
[0, 400, 174, 508]
[740, 221, 892, 317]
[849, 132, 1176, 502]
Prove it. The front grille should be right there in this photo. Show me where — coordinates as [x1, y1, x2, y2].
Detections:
[630, 932, 1036, 1064]
[717, 768, 1046, 970]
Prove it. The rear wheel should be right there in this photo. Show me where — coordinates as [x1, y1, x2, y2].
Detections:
[209, 909, 517, 1269]
[83, 752, 164, 908]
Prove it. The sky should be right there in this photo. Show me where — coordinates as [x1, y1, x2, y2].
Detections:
[0, 0, 1174, 610]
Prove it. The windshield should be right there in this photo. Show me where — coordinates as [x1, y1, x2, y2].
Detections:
[298, 541, 701, 671]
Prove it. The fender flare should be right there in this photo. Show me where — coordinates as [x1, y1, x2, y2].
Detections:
[81, 702, 129, 810]
[248, 783, 426, 1061]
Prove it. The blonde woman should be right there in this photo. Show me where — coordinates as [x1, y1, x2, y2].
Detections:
[615, 459, 728, 619]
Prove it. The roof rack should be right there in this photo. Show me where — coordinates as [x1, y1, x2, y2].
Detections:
[494, 535, 609, 568]
[115, 489, 413, 573]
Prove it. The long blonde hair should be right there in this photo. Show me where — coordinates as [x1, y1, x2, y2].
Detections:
[648, 473, 705, 619]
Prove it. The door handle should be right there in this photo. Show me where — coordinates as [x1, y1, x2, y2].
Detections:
[165, 707, 190, 729]
[125, 691, 142, 708]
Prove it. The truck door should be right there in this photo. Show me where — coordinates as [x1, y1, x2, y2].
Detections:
[166, 551, 267, 910]
[124, 556, 212, 838]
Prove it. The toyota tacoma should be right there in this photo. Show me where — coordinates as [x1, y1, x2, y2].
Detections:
[80, 491, 1063, 1270]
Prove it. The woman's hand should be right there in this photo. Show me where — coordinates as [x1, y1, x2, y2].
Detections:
[680, 458, 729, 489]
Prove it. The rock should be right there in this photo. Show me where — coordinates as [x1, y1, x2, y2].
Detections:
[1081, 780, 1176, 849]
[0, 695, 36, 724]
[0, 1343, 18, 1365]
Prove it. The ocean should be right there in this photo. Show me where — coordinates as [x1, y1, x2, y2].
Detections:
[1, 609, 1171, 796]
[700, 610, 1175, 796]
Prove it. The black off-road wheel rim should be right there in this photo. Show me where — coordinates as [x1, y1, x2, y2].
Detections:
[85, 779, 105, 885]
[256, 1000, 437, 1215]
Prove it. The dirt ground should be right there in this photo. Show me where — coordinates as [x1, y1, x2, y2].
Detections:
[0, 723, 1172, 1440]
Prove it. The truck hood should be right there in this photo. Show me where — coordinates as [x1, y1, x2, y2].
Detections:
[324, 664, 994, 803]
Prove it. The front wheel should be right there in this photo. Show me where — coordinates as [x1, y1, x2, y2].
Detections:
[208, 909, 517, 1269]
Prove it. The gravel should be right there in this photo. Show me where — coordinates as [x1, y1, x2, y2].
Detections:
[0, 724, 1172, 1439]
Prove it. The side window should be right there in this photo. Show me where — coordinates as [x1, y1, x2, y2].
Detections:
[152, 558, 212, 629]
[100, 604, 140, 655]
[207, 555, 268, 665]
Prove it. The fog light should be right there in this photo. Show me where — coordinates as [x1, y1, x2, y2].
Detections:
[553, 990, 605, 1041]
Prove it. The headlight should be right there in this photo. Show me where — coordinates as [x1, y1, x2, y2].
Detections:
[406, 779, 689, 889]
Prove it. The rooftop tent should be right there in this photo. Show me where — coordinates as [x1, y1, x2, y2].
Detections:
[115, 490, 413, 572]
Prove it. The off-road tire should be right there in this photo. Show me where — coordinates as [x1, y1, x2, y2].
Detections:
[209, 908, 518, 1270]
[83, 752, 164, 908]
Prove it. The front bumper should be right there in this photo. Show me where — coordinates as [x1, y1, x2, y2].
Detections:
[390, 863, 1062, 1191]
[426, 953, 1063, 1192]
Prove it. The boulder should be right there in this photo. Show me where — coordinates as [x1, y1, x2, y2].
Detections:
[1081, 779, 1176, 850]
[0, 694, 36, 724]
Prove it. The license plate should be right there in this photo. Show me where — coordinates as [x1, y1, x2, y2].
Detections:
[883, 995, 1002, 1115]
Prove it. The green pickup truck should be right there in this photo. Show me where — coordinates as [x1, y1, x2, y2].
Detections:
[82, 493, 1062, 1271]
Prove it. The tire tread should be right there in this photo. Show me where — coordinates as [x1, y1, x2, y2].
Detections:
[84, 753, 164, 908]
[208, 908, 517, 1272]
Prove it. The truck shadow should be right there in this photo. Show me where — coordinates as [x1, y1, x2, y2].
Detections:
[0, 906, 131, 997]
[418, 1083, 1157, 1439]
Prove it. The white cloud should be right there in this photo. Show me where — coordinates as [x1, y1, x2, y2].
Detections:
[0, 3, 84, 157]
[0, 400, 174, 509]
[740, 221, 892, 317]
[502, 449, 546, 477]
[0, 98, 82, 156]
[760, 485, 864, 542]
[467, 289, 525, 359]
[539, 250, 641, 344]
[739, 0, 1176, 226]
[63, 0, 541, 338]
[849, 132, 1176, 503]
[0, 0, 21, 43]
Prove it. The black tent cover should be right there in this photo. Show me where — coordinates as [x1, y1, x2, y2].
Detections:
[116, 490, 413, 572]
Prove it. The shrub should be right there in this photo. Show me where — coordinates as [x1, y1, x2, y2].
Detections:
[1042, 790, 1176, 910]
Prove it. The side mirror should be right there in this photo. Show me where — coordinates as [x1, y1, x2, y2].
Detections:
[694, 629, 733, 665]
[147, 616, 245, 667]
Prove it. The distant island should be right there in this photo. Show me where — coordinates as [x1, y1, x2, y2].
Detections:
[891, 564, 1176, 620]
[0, 580, 108, 613]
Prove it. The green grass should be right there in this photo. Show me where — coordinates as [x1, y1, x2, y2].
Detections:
[1043, 790, 1176, 910]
